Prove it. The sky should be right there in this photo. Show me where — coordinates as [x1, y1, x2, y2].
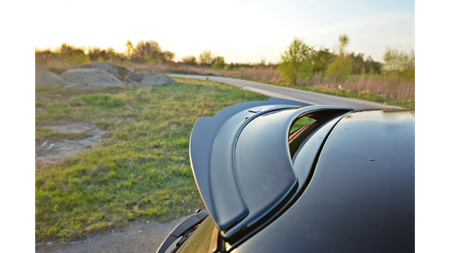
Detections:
[35, 0, 414, 63]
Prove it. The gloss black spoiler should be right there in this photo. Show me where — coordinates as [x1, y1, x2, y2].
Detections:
[189, 98, 352, 240]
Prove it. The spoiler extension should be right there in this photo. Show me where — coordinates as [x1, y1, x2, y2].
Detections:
[189, 98, 352, 242]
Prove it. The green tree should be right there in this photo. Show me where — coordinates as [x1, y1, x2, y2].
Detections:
[338, 35, 349, 55]
[364, 56, 382, 75]
[162, 51, 175, 62]
[348, 52, 365, 74]
[326, 35, 351, 82]
[383, 48, 415, 82]
[125, 40, 134, 59]
[133, 40, 161, 63]
[325, 57, 351, 82]
[87, 47, 105, 62]
[277, 38, 313, 85]
[311, 48, 334, 75]
[181, 55, 197, 66]
[212, 56, 225, 69]
[58, 43, 90, 66]
[105, 47, 123, 62]
[383, 48, 415, 72]
[227, 62, 236, 70]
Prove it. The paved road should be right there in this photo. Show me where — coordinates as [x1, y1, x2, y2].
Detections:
[36, 216, 189, 253]
[170, 74, 400, 110]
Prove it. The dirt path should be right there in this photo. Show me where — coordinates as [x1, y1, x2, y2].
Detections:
[36, 216, 188, 253]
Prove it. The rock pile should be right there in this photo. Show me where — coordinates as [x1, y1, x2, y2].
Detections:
[36, 62, 177, 88]
[35, 67, 68, 87]
[81, 62, 176, 87]
[60, 68, 123, 87]
[140, 73, 177, 86]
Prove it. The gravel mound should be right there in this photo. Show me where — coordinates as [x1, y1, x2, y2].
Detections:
[35, 66, 68, 87]
[60, 69, 123, 87]
[82, 62, 125, 81]
[82, 62, 154, 85]
[140, 73, 177, 86]
[60, 62, 176, 87]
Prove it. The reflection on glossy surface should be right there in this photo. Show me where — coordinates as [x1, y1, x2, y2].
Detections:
[178, 216, 217, 253]
[289, 117, 316, 135]
[346, 109, 415, 122]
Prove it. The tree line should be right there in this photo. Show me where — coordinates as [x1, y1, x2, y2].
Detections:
[181, 50, 226, 69]
[278, 35, 415, 85]
[36, 37, 414, 84]
[35, 41, 231, 70]
[35, 40, 177, 67]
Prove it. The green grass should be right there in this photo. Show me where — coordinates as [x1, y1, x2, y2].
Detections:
[35, 77, 268, 242]
[36, 100, 44, 107]
[76, 94, 127, 108]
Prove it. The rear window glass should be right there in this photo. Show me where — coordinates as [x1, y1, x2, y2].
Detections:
[289, 117, 315, 137]
[288, 116, 316, 157]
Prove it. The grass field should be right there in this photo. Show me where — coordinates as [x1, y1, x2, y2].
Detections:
[35, 77, 268, 242]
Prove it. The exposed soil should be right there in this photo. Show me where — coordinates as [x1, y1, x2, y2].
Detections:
[35, 122, 106, 169]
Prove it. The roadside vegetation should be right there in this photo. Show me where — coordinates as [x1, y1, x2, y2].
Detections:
[35, 77, 267, 242]
[36, 36, 415, 109]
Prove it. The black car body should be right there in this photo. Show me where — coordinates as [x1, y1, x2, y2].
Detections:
[157, 98, 415, 253]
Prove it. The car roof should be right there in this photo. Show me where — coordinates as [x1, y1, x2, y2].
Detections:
[231, 109, 415, 252]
